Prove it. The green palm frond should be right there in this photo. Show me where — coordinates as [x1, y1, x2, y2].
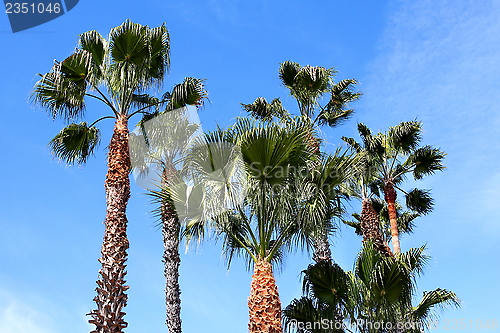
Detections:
[342, 218, 362, 236]
[33, 67, 87, 121]
[406, 145, 446, 179]
[405, 188, 434, 215]
[388, 121, 422, 153]
[231, 117, 312, 185]
[411, 288, 460, 323]
[317, 79, 360, 128]
[79, 30, 108, 82]
[48, 122, 100, 164]
[147, 24, 171, 79]
[108, 20, 170, 98]
[341, 136, 362, 153]
[279, 60, 301, 87]
[131, 93, 160, 110]
[165, 77, 207, 111]
[303, 261, 350, 308]
[241, 97, 288, 121]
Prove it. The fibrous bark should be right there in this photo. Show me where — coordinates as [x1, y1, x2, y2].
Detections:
[384, 184, 400, 254]
[248, 260, 283, 333]
[89, 115, 131, 333]
[360, 198, 392, 257]
[161, 163, 182, 333]
[307, 126, 333, 263]
[312, 233, 332, 262]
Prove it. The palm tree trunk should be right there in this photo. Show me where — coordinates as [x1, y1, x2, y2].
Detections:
[161, 163, 182, 333]
[89, 115, 131, 333]
[306, 126, 333, 263]
[248, 260, 283, 333]
[361, 198, 392, 257]
[383, 184, 401, 254]
[312, 233, 332, 262]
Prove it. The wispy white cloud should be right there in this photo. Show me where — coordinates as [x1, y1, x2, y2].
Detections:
[363, 0, 500, 137]
[360, 0, 500, 235]
[0, 293, 53, 333]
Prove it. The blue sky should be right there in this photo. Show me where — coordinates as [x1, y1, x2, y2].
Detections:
[0, 0, 499, 332]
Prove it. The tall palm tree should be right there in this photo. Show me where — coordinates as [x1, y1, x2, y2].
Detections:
[242, 61, 361, 262]
[340, 142, 392, 257]
[284, 245, 459, 333]
[342, 122, 445, 254]
[32, 21, 172, 333]
[195, 117, 314, 333]
[180, 115, 359, 332]
[131, 77, 208, 333]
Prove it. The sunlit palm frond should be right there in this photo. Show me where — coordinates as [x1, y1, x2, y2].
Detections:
[411, 288, 460, 323]
[79, 30, 108, 83]
[165, 77, 207, 111]
[48, 122, 100, 164]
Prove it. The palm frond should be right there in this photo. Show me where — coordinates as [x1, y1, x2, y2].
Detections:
[241, 97, 288, 121]
[48, 122, 100, 164]
[405, 188, 434, 215]
[32, 61, 88, 121]
[165, 77, 207, 111]
[317, 79, 360, 128]
[79, 30, 108, 82]
[411, 288, 460, 322]
[279, 60, 301, 87]
[406, 145, 446, 180]
[388, 121, 422, 153]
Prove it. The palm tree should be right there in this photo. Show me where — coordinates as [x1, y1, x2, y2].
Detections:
[342, 122, 445, 254]
[32, 21, 172, 333]
[284, 245, 459, 333]
[199, 117, 314, 333]
[340, 142, 392, 257]
[130, 77, 208, 333]
[242, 61, 361, 262]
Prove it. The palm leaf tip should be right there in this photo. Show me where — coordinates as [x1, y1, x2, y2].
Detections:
[49, 122, 100, 164]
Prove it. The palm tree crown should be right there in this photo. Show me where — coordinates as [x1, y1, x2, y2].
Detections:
[342, 122, 446, 253]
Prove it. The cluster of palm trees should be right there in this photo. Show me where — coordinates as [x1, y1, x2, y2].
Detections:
[32, 21, 458, 333]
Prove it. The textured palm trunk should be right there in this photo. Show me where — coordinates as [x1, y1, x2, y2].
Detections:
[248, 260, 283, 333]
[89, 115, 131, 333]
[360, 198, 392, 257]
[160, 163, 182, 333]
[312, 233, 332, 262]
[307, 127, 332, 263]
[383, 184, 400, 254]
